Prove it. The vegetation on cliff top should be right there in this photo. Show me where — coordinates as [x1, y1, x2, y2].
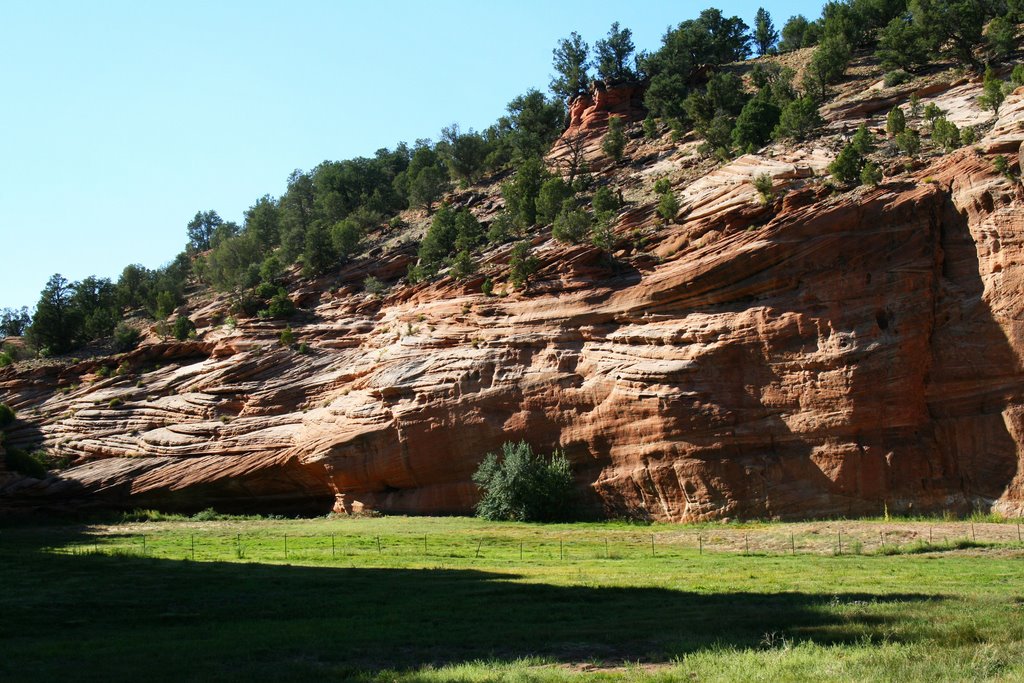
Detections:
[2, 0, 1021, 360]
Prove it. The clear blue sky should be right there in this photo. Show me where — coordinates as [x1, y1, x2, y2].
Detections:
[0, 0, 824, 312]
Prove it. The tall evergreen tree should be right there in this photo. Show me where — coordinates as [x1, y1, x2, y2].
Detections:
[550, 32, 590, 102]
[28, 274, 79, 355]
[754, 8, 779, 56]
[186, 210, 223, 252]
[594, 22, 636, 82]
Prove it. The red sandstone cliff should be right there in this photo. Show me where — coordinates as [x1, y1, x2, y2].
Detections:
[2, 75, 1023, 521]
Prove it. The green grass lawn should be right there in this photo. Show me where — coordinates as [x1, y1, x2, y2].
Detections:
[1, 515, 1023, 681]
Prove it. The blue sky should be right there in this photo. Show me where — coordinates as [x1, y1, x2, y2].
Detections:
[0, 0, 824, 311]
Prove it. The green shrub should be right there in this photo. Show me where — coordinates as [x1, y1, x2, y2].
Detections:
[657, 192, 679, 223]
[1013, 64, 1024, 88]
[487, 212, 515, 245]
[908, 93, 922, 118]
[502, 157, 549, 229]
[0, 402, 15, 428]
[895, 128, 921, 156]
[774, 96, 822, 141]
[0, 351, 12, 368]
[363, 276, 387, 296]
[113, 323, 142, 353]
[851, 124, 876, 156]
[829, 144, 864, 184]
[451, 250, 477, 279]
[481, 278, 494, 297]
[922, 103, 943, 124]
[279, 326, 295, 347]
[263, 291, 295, 319]
[552, 208, 592, 244]
[653, 177, 671, 195]
[591, 216, 616, 253]
[602, 115, 627, 162]
[473, 440, 576, 522]
[861, 161, 883, 186]
[172, 315, 196, 341]
[642, 115, 659, 139]
[994, 155, 1015, 178]
[753, 173, 774, 204]
[108, 397, 123, 409]
[931, 117, 961, 152]
[886, 107, 906, 136]
[5, 447, 47, 479]
[883, 70, 911, 87]
[978, 66, 1006, 116]
[960, 126, 976, 145]
[592, 186, 620, 214]
[732, 95, 781, 153]
[508, 242, 540, 290]
[535, 177, 574, 225]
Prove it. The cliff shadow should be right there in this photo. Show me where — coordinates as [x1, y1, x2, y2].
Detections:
[0, 530, 941, 680]
[843, 190, 1023, 514]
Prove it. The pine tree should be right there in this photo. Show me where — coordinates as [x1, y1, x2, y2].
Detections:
[550, 32, 590, 102]
[754, 8, 779, 56]
[594, 22, 636, 82]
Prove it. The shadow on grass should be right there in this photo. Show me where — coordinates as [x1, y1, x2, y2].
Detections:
[0, 535, 939, 681]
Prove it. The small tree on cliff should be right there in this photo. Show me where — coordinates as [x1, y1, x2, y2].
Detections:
[473, 441, 576, 522]
[602, 115, 627, 162]
[508, 241, 540, 290]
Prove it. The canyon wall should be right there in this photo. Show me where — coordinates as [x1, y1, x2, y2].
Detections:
[2, 85, 1023, 521]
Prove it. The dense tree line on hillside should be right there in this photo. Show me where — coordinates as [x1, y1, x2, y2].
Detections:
[6, 0, 1020, 358]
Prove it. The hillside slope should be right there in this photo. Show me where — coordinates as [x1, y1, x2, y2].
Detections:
[3, 60, 1024, 520]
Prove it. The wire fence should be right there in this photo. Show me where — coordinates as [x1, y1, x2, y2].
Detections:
[49, 521, 1024, 564]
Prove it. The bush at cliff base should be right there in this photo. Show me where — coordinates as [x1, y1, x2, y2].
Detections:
[473, 440, 576, 522]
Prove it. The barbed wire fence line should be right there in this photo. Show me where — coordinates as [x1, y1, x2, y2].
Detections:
[48, 521, 1024, 564]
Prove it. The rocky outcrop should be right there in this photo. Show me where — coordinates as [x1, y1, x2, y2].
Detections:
[2, 78, 1024, 521]
[548, 81, 647, 174]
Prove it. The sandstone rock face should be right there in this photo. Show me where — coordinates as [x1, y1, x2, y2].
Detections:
[2, 85, 1023, 521]
[548, 82, 647, 174]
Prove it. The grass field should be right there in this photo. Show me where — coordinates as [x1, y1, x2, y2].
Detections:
[2, 514, 1023, 682]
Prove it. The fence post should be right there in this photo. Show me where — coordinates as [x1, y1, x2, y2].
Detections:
[476, 539, 483, 558]
[791, 533, 795, 555]
[838, 531, 843, 555]
[284, 534, 288, 559]
[605, 537, 609, 559]
[651, 534, 655, 558]
[141, 535, 146, 556]
[332, 533, 336, 558]
[520, 541, 523, 561]
[191, 534, 195, 561]
[698, 534, 703, 555]
[971, 523, 976, 542]
[376, 536, 381, 554]
[880, 531, 884, 549]
[745, 533, 749, 555]
[1018, 524, 1021, 542]
[424, 535, 427, 555]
